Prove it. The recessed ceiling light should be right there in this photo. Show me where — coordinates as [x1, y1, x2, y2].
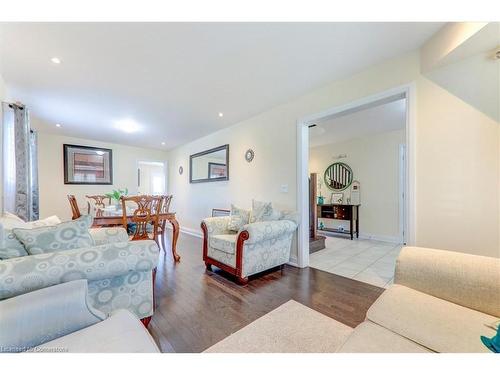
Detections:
[114, 118, 141, 133]
[51, 57, 61, 64]
[55, 123, 61, 127]
[161, 142, 166, 146]
[218, 112, 224, 117]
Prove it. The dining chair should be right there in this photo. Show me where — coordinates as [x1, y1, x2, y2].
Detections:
[120, 195, 162, 243]
[86, 195, 111, 214]
[156, 195, 173, 252]
[67, 195, 82, 220]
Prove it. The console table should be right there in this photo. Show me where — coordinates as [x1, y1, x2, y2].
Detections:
[317, 204, 360, 240]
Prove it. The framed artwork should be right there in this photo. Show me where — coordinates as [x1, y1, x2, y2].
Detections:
[208, 162, 227, 179]
[331, 193, 344, 204]
[63, 144, 113, 185]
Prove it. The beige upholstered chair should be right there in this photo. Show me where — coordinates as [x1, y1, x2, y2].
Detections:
[201, 212, 298, 284]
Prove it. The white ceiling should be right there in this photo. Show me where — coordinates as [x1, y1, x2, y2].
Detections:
[309, 98, 406, 147]
[0, 23, 442, 150]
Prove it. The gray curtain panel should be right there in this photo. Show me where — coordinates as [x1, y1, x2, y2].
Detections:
[2, 103, 39, 221]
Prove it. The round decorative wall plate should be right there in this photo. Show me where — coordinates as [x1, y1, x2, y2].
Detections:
[245, 149, 255, 162]
[179, 166, 184, 175]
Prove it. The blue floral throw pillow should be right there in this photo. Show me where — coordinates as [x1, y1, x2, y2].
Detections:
[13, 215, 95, 255]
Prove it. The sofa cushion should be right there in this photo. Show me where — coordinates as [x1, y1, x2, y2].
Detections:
[13, 215, 94, 255]
[337, 321, 431, 353]
[33, 309, 159, 353]
[367, 284, 498, 353]
[227, 204, 250, 232]
[395, 247, 500, 317]
[210, 234, 237, 255]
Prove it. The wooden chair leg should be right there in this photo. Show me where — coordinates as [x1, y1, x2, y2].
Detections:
[160, 230, 167, 252]
[236, 276, 249, 285]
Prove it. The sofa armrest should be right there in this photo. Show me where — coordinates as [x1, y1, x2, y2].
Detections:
[202, 216, 232, 236]
[395, 246, 500, 317]
[0, 240, 159, 301]
[89, 227, 129, 245]
[0, 280, 106, 352]
[241, 220, 297, 244]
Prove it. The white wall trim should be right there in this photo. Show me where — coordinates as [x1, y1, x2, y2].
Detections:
[166, 225, 203, 238]
[296, 83, 417, 268]
[319, 230, 400, 245]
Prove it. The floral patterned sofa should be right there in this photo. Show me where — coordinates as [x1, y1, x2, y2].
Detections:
[201, 214, 298, 284]
[0, 226, 159, 324]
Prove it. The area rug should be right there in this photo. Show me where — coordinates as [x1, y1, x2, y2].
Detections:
[204, 300, 354, 353]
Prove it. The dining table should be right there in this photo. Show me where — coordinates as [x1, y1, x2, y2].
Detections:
[91, 205, 180, 262]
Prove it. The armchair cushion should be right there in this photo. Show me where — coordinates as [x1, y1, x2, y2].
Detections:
[13, 215, 94, 255]
[0, 280, 106, 352]
[242, 219, 297, 244]
[203, 216, 233, 236]
[210, 234, 237, 254]
[227, 204, 250, 232]
[250, 199, 279, 223]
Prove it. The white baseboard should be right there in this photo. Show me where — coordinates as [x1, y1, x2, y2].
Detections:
[319, 230, 400, 244]
[166, 225, 203, 238]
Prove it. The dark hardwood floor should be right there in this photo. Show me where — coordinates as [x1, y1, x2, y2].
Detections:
[148, 231, 384, 353]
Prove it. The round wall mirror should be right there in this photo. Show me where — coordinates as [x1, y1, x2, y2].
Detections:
[324, 162, 353, 191]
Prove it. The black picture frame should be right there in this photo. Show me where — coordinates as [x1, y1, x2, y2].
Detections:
[189, 144, 229, 184]
[63, 144, 113, 185]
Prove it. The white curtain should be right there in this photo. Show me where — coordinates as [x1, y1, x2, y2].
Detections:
[1, 102, 39, 221]
[2, 105, 16, 214]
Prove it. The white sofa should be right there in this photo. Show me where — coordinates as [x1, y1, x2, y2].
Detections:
[0, 279, 159, 353]
[337, 246, 500, 353]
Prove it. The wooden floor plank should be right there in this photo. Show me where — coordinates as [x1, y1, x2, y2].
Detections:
[148, 232, 384, 353]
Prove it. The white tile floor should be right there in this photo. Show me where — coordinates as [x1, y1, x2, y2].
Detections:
[309, 235, 403, 288]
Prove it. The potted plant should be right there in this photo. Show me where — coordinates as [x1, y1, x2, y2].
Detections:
[105, 188, 129, 209]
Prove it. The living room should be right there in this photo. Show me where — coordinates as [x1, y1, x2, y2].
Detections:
[1, 2, 499, 373]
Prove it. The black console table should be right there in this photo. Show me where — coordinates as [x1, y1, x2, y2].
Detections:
[317, 204, 360, 240]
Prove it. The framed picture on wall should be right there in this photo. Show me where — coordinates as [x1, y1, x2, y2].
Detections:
[208, 162, 227, 179]
[63, 144, 113, 184]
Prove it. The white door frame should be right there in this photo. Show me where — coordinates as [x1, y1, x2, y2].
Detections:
[296, 83, 417, 268]
[398, 143, 407, 244]
[136, 159, 168, 195]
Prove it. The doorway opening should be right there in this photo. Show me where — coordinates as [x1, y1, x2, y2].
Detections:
[137, 161, 166, 195]
[296, 84, 416, 288]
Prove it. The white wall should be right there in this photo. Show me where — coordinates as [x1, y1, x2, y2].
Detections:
[0, 72, 6, 214]
[416, 77, 499, 256]
[37, 132, 167, 221]
[309, 129, 405, 242]
[167, 49, 499, 259]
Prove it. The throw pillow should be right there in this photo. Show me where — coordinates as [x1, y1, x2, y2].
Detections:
[228, 204, 250, 232]
[13, 215, 95, 255]
[249, 199, 279, 223]
[30, 215, 62, 228]
[0, 212, 29, 230]
[0, 226, 29, 260]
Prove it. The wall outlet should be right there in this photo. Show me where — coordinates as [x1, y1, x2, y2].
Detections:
[280, 184, 288, 193]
